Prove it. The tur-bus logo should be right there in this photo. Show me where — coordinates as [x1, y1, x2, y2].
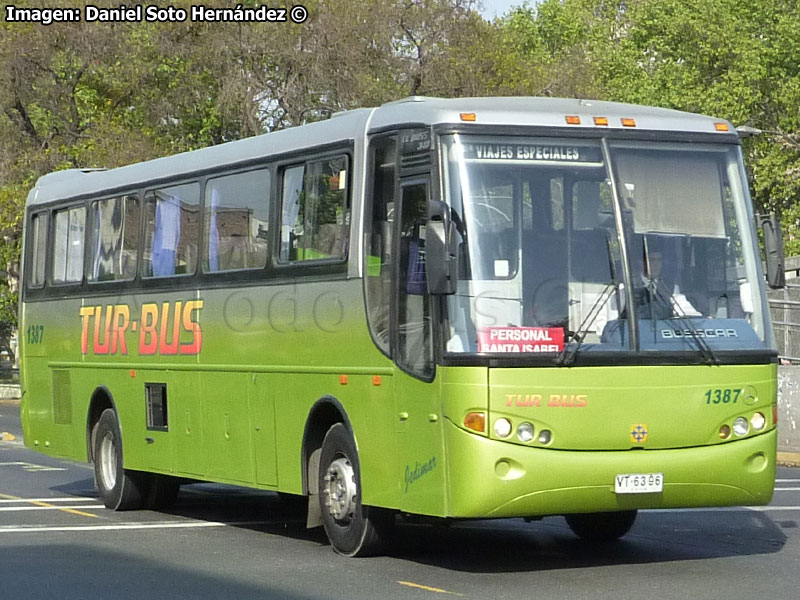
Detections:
[79, 301, 204, 356]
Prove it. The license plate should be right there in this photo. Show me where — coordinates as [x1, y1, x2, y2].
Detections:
[614, 472, 664, 494]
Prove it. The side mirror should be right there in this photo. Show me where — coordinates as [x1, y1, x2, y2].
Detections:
[426, 200, 459, 295]
[760, 213, 785, 289]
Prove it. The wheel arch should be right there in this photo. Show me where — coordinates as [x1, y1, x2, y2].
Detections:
[300, 395, 353, 496]
[86, 386, 118, 463]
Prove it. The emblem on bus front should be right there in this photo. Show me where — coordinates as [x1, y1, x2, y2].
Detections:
[630, 424, 649, 444]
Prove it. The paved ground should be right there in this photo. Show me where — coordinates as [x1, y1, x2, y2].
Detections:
[2, 400, 799, 600]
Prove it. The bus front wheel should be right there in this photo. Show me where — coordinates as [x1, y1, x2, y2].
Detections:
[318, 423, 392, 556]
[565, 510, 637, 542]
[93, 409, 148, 511]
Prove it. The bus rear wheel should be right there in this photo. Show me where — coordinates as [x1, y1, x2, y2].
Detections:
[565, 510, 637, 542]
[93, 408, 148, 511]
[318, 423, 392, 557]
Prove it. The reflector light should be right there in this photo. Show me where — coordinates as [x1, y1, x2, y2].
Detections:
[593, 116, 609, 126]
[772, 404, 778, 426]
[460, 112, 477, 122]
[714, 122, 730, 132]
[464, 412, 486, 433]
[621, 118, 636, 127]
[339, 375, 348, 385]
[565, 115, 581, 125]
[372, 375, 382, 386]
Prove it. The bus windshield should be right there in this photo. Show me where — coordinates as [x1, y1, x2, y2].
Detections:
[440, 134, 772, 357]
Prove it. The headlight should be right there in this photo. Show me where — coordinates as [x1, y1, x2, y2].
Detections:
[538, 429, 552, 444]
[750, 412, 766, 431]
[494, 418, 512, 438]
[517, 422, 534, 442]
[733, 416, 749, 437]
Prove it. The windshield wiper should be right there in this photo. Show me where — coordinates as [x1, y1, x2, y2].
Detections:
[556, 282, 616, 366]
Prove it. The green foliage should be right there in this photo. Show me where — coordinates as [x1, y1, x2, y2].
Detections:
[495, 0, 800, 253]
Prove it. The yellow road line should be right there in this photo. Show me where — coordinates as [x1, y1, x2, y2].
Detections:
[0, 492, 98, 518]
[397, 581, 463, 596]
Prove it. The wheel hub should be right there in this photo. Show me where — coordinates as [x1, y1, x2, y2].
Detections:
[323, 457, 357, 522]
[99, 432, 117, 490]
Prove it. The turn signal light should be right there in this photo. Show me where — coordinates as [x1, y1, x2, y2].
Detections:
[565, 115, 581, 125]
[460, 112, 477, 122]
[621, 118, 636, 127]
[714, 122, 730, 132]
[593, 116, 609, 126]
[719, 424, 731, 439]
[464, 412, 486, 433]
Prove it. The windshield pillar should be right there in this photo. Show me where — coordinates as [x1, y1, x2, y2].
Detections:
[601, 137, 639, 351]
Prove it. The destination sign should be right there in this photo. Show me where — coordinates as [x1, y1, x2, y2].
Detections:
[400, 129, 431, 154]
[462, 143, 601, 163]
[478, 326, 564, 353]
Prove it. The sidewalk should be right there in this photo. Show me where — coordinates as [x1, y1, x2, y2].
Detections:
[0, 384, 20, 400]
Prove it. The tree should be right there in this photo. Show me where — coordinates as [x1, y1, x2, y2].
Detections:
[496, 0, 800, 252]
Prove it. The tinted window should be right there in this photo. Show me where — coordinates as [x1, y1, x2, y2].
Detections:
[28, 213, 47, 287]
[204, 169, 270, 272]
[280, 156, 349, 262]
[52, 206, 86, 284]
[88, 195, 139, 282]
[142, 182, 200, 278]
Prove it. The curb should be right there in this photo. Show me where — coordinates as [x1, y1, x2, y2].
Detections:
[777, 451, 800, 468]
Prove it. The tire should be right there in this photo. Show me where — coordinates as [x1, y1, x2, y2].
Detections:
[93, 408, 148, 510]
[565, 510, 638, 542]
[318, 423, 392, 557]
[145, 474, 181, 510]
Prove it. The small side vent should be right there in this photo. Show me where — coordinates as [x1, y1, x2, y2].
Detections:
[52, 370, 72, 425]
[145, 383, 169, 431]
[400, 153, 432, 172]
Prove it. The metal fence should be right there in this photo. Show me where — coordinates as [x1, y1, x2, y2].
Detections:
[769, 282, 800, 362]
[0, 365, 18, 381]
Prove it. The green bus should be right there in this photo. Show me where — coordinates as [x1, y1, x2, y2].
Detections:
[19, 97, 782, 556]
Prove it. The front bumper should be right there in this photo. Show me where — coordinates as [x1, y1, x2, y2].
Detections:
[444, 420, 776, 518]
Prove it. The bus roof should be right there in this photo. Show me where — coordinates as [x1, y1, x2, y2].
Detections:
[26, 96, 736, 207]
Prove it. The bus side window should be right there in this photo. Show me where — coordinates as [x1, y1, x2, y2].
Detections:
[204, 169, 270, 272]
[142, 182, 200, 278]
[28, 212, 48, 287]
[88, 195, 139, 282]
[280, 156, 350, 263]
[52, 205, 86, 284]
